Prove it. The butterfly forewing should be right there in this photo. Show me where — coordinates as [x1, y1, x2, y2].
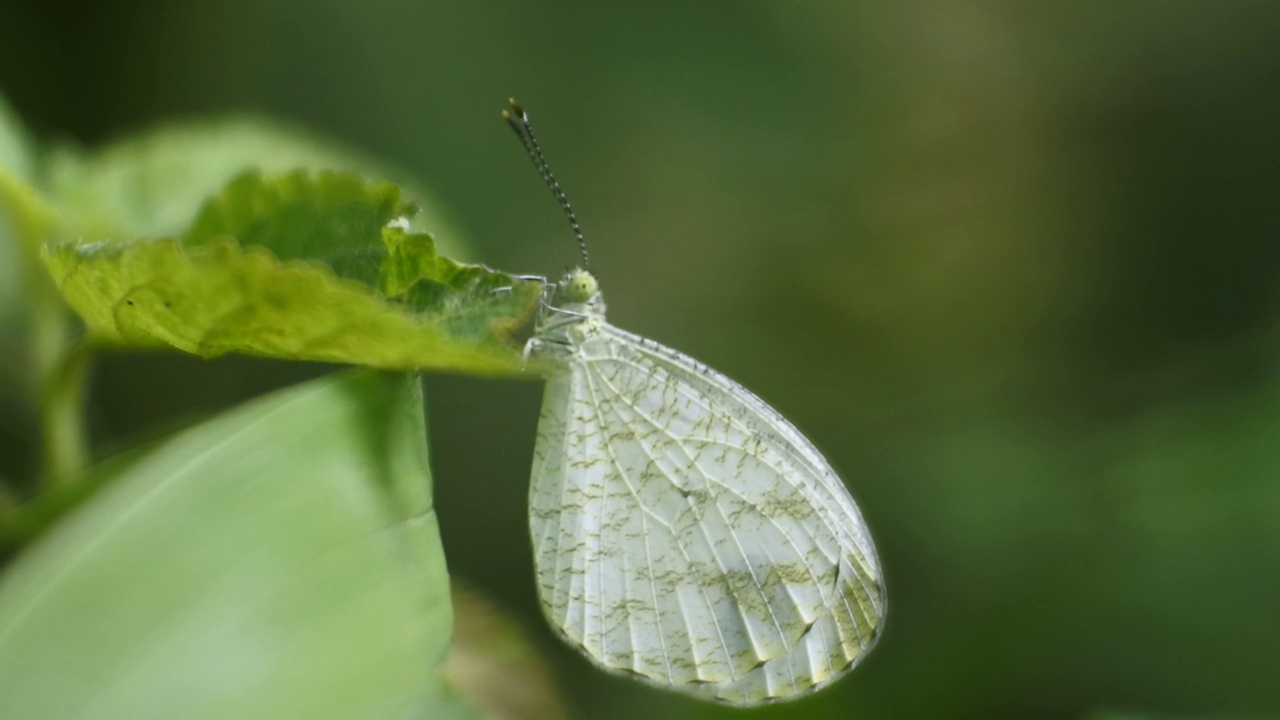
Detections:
[529, 319, 884, 704]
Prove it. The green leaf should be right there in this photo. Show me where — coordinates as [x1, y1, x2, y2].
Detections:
[0, 93, 55, 263]
[0, 370, 452, 719]
[0, 93, 36, 183]
[42, 171, 541, 375]
[0, 166, 56, 328]
[43, 116, 469, 257]
[445, 583, 569, 720]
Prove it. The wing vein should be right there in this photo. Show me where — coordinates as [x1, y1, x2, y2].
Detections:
[582, 363, 725, 680]
[589, 357, 834, 597]
[586, 351, 854, 567]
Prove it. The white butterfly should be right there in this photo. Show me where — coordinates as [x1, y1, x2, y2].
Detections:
[524, 269, 885, 705]
[505, 100, 884, 705]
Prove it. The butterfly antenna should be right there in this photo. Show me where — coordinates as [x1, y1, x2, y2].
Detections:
[502, 99, 591, 272]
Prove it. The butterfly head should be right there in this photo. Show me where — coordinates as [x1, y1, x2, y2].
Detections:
[541, 268, 606, 326]
[562, 268, 599, 303]
[531, 269, 606, 351]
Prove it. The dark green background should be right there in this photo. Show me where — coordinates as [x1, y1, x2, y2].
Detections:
[2, 2, 1278, 718]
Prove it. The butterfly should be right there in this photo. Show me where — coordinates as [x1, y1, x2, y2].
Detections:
[505, 100, 885, 705]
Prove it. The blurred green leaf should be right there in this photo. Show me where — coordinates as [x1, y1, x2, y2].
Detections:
[0, 370, 451, 719]
[0, 441, 147, 556]
[0, 93, 35, 183]
[43, 115, 468, 255]
[42, 171, 541, 375]
[422, 683, 484, 720]
[445, 582, 569, 720]
[0, 150, 57, 262]
[0, 166, 55, 328]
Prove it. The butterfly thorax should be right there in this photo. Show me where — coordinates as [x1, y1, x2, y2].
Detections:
[526, 268, 607, 364]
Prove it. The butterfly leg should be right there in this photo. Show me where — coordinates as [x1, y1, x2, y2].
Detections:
[523, 337, 544, 362]
[489, 274, 549, 297]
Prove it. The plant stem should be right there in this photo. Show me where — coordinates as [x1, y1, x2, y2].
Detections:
[23, 238, 91, 489]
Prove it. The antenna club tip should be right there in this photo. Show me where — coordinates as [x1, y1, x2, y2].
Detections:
[507, 98, 527, 118]
[501, 109, 523, 134]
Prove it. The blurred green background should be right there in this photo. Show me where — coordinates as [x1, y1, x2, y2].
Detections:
[2, 2, 1279, 718]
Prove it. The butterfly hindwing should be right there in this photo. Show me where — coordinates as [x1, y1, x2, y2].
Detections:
[528, 322, 884, 704]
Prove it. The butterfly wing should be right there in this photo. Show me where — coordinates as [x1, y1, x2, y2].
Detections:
[528, 324, 884, 704]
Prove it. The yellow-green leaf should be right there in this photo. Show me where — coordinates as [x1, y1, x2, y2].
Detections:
[42, 171, 541, 375]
